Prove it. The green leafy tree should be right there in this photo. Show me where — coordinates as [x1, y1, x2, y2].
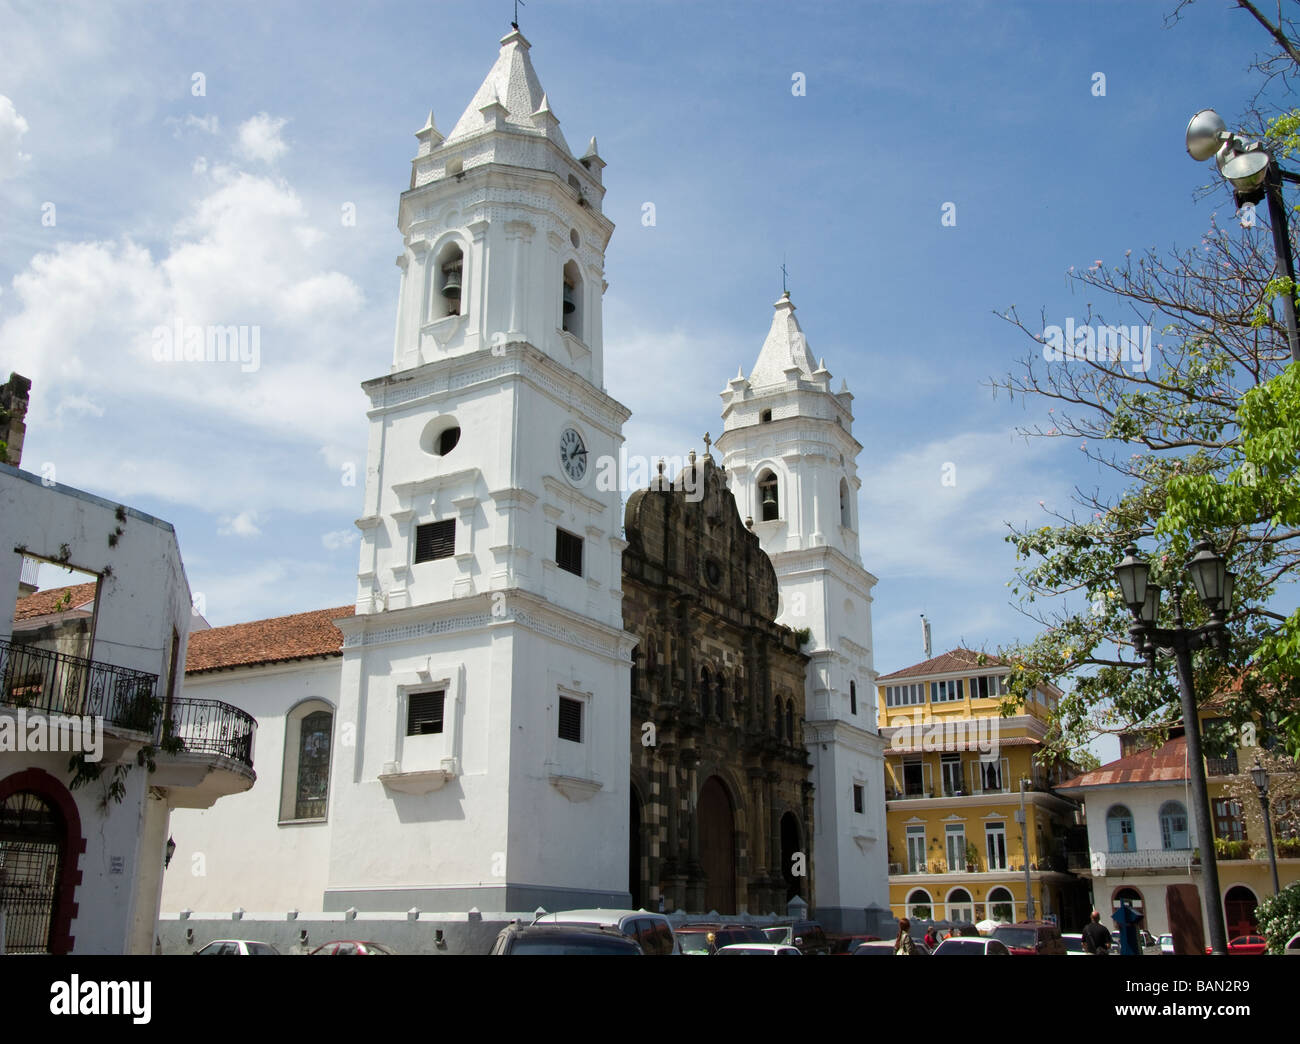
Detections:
[1255, 880, 1300, 954]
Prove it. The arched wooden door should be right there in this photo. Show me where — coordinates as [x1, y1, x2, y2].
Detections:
[698, 776, 736, 914]
[0, 791, 64, 954]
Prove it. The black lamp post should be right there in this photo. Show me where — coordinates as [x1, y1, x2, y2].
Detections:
[1250, 759, 1281, 896]
[1114, 539, 1232, 955]
[1186, 109, 1300, 364]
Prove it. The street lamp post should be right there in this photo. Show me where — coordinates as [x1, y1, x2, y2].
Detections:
[1186, 108, 1300, 364]
[1250, 759, 1281, 896]
[1018, 778, 1035, 921]
[1114, 539, 1233, 955]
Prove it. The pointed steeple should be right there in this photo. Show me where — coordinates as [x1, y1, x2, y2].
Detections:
[748, 292, 817, 388]
[444, 29, 570, 154]
[415, 110, 443, 154]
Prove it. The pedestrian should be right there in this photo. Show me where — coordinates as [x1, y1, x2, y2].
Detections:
[1082, 909, 1112, 955]
[1113, 900, 1143, 956]
[923, 926, 936, 949]
[894, 917, 916, 956]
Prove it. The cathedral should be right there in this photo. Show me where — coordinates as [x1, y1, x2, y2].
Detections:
[161, 27, 890, 935]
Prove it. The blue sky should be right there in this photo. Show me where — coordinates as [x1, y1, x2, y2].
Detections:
[0, 1, 1281, 755]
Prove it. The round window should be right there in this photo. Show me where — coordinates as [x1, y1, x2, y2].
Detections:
[421, 417, 461, 457]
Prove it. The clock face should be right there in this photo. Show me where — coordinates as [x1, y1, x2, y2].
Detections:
[559, 427, 588, 482]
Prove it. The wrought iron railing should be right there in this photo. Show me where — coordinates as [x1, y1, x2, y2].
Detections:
[163, 698, 256, 768]
[1206, 755, 1239, 776]
[0, 637, 158, 732]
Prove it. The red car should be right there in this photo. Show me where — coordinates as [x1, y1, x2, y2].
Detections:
[1205, 934, 1267, 955]
[310, 940, 396, 955]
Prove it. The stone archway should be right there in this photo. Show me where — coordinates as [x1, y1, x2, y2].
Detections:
[698, 776, 736, 914]
[1224, 885, 1258, 938]
[0, 769, 84, 954]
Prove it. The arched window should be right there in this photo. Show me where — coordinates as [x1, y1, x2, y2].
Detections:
[849, 680, 858, 715]
[1159, 800, 1190, 851]
[758, 469, 779, 522]
[561, 259, 583, 341]
[700, 667, 712, 718]
[281, 700, 334, 822]
[839, 477, 851, 529]
[1224, 885, 1259, 936]
[429, 242, 463, 320]
[946, 888, 974, 924]
[1106, 805, 1135, 853]
[906, 889, 932, 921]
[785, 699, 795, 742]
[986, 886, 1015, 924]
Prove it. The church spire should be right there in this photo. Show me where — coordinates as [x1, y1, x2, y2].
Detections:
[747, 292, 817, 388]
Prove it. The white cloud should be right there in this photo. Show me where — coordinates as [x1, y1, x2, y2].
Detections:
[53, 395, 104, 424]
[235, 112, 288, 165]
[0, 95, 31, 180]
[321, 529, 358, 551]
[218, 510, 262, 538]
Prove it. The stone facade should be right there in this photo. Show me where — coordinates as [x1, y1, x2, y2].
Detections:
[622, 453, 811, 916]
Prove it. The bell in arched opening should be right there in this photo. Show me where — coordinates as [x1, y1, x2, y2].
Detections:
[441, 262, 462, 300]
[562, 280, 576, 314]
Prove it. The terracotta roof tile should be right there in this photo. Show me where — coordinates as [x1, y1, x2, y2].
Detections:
[14, 582, 98, 620]
[877, 648, 1009, 682]
[1057, 736, 1188, 790]
[185, 605, 352, 674]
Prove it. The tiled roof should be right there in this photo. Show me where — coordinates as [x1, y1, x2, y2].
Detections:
[13, 582, 98, 620]
[185, 606, 352, 674]
[877, 648, 1009, 682]
[1057, 736, 1188, 790]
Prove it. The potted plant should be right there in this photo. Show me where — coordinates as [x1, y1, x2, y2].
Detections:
[965, 842, 979, 873]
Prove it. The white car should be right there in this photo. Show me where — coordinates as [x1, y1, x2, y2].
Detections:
[1285, 930, 1300, 955]
[932, 937, 1011, 955]
[531, 909, 680, 955]
[715, 943, 801, 955]
[1061, 933, 1089, 956]
[194, 939, 280, 955]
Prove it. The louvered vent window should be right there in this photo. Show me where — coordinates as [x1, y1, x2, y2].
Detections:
[558, 696, 582, 743]
[414, 520, 456, 563]
[407, 690, 446, 735]
[556, 529, 583, 576]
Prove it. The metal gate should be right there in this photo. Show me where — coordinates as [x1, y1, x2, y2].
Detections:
[0, 791, 63, 955]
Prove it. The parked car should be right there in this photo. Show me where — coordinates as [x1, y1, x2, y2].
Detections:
[1139, 928, 1161, 955]
[828, 933, 879, 955]
[491, 923, 642, 955]
[853, 939, 931, 955]
[1226, 934, 1268, 956]
[1061, 933, 1090, 956]
[531, 909, 679, 954]
[991, 921, 1067, 955]
[194, 939, 280, 955]
[1284, 930, 1300, 955]
[716, 943, 801, 955]
[1159, 934, 1175, 955]
[932, 937, 1011, 955]
[674, 923, 768, 955]
[309, 940, 395, 955]
[760, 920, 831, 955]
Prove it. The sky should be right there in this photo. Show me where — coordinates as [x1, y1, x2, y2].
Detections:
[0, 0, 1286, 759]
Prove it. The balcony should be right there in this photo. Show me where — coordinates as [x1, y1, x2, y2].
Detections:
[153, 698, 257, 808]
[1206, 755, 1239, 777]
[1, 637, 160, 736]
[1090, 848, 1195, 876]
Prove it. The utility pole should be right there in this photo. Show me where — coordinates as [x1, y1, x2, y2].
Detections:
[1018, 777, 1035, 920]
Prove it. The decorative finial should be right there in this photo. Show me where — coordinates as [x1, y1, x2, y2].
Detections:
[702, 432, 712, 458]
[745, 515, 754, 530]
[689, 448, 697, 465]
[657, 458, 665, 476]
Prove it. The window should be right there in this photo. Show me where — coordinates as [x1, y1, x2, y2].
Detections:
[785, 700, 795, 742]
[987, 886, 1014, 922]
[1213, 797, 1245, 842]
[760, 409, 772, 424]
[885, 682, 924, 707]
[976, 758, 1007, 793]
[436, 425, 461, 456]
[561, 260, 583, 340]
[1106, 805, 1135, 853]
[946, 888, 974, 923]
[700, 667, 712, 717]
[971, 675, 991, 700]
[945, 824, 967, 872]
[757, 469, 779, 522]
[414, 520, 456, 563]
[941, 754, 964, 797]
[853, 784, 865, 814]
[906, 828, 927, 874]
[294, 710, 333, 819]
[1275, 796, 1300, 840]
[906, 888, 932, 920]
[930, 678, 964, 703]
[556, 528, 583, 576]
[848, 680, 858, 715]
[558, 696, 582, 743]
[407, 690, 445, 735]
[986, 824, 1008, 870]
[1159, 800, 1190, 851]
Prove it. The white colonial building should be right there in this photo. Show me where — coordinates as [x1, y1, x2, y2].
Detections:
[716, 293, 891, 931]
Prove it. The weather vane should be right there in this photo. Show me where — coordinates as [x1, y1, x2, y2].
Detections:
[513, 0, 525, 29]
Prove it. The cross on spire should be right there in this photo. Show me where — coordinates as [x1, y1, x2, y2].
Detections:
[781, 260, 790, 296]
[703, 431, 712, 458]
[512, 0, 525, 29]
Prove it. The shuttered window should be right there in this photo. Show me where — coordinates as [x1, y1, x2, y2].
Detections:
[414, 520, 456, 563]
[407, 690, 445, 735]
[556, 529, 583, 576]
[558, 696, 582, 743]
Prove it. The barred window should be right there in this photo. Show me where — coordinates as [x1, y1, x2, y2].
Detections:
[414, 520, 456, 563]
[556, 529, 583, 576]
[1213, 797, 1245, 842]
[558, 696, 582, 743]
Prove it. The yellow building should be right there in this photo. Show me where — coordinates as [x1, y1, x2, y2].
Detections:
[877, 648, 1089, 929]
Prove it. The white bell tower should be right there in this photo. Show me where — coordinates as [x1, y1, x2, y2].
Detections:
[324, 29, 635, 914]
[716, 291, 890, 933]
